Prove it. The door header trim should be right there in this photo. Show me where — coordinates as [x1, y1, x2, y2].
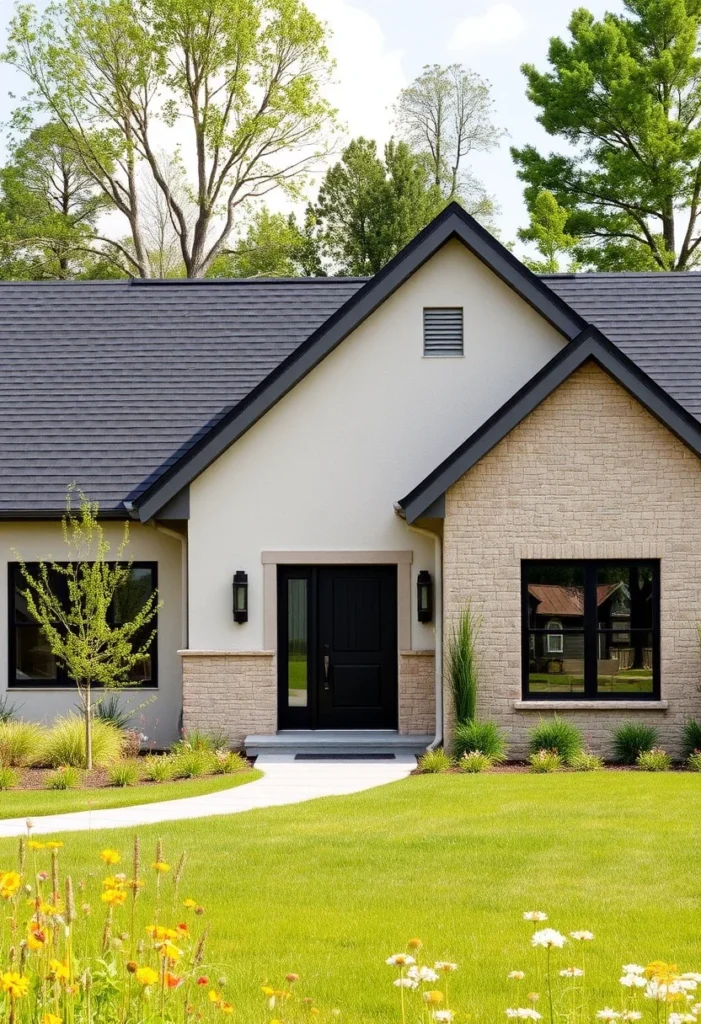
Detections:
[262, 550, 413, 564]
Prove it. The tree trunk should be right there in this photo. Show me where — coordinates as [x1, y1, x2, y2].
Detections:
[85, 685, 93, 771]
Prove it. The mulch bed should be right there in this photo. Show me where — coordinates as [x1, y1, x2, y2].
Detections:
[8, 756, 256, 791]
[412, 762, 692, 775]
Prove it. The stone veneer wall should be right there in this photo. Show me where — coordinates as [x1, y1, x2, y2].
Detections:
[443, 362, 701, 759]
[399, 650, 435, 734]
[181, 651, 276, 747]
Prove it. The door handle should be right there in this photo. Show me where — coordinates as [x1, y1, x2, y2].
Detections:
[323, 647, 330, 691]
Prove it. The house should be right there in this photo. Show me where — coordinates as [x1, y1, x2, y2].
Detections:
[3, 201, 701, 758]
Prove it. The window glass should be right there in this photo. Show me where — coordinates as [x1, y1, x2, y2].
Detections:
[528, 654, 585, 694]
[113, 567, 154, 623]
[596, 564, 653, 631]
[287, 578, 308, 708]
[597, 631, 654, 694]
[15, 626, 56, 681]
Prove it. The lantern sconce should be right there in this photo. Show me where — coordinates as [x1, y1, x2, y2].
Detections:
[417, 570, 433, 623]
[233, 571, 248, 624]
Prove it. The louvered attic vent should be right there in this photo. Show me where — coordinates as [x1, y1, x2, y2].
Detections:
[423, 307, 464, 357]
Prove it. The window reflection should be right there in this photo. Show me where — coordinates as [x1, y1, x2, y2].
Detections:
[288, 579, 308, 708]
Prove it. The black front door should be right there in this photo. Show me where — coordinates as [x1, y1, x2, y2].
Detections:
[277, 565, 398, 730]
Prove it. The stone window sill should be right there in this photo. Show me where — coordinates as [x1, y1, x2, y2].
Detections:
[513, 700, 668, 711]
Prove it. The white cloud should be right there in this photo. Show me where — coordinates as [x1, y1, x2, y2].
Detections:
[448, 4, 525, 49]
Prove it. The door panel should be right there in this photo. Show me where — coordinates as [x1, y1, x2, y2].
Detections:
[277, 565, 397, 730]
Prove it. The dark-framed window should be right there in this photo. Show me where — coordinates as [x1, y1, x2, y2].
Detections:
[522, 560, 660, 700]
[8, 562, 158, 689]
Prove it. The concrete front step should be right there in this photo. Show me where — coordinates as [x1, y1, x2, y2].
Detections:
[245, 730, 433, 757]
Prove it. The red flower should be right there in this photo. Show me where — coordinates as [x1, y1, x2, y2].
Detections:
[196, 976, 209, 986]
[165, 972, 183, 990]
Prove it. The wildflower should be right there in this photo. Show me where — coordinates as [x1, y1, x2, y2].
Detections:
[570, 931, 594, 941]
[183, 898, 198, 908]
[126, 962, 138, 974]
[152, 861, 170, 873]
[523, 912, 547, 922]
[596, 1011, 620, 1021]
[560, 967, 584, 977]
[136, 966, 159, 987]
[0, 870, 21, 898]
[623, 965, 646, 976]
[434, 1013, 455, 1022]
[620, 975, 647, 989]
[531, 929, 566, 949]
[423, 991, 444, 1005]
[101, 889, 127, 906]
[669, 1015, 698, 1024]
[408, 938, 423, 950]
[210, 990, 223, 1003]
[36, 871, 49, 882]
[286, 973, 300, 983]
[43, 1015, 62, 1024]
[620, 1014, 642, 1022]
[100, 849, 121, 865]
[49, 959, 70, 982]
[45, 842, 63, 849]
[394, 978, 418, 990]
[682, 974, 701, 983]
[28, 841, 46, 850]
[146, 925, 179, 941]
[165, 972, 183, 989]
[435, 962, 458, 973]
[508, 971, 526, 980]
[386, 954, 416, 966]
[645, 962, 679, 983]
[527, 993, 539, 1004]
[1, 972, 29, 998]
[197, 976, 209, 986]
[176, 923, 189, 934]
[409, 966, 440, 983]
[159, 942, 182, 962]
[506, 1010, 542, 1020]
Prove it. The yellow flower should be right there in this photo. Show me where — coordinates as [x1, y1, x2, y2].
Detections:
[43, 1015, 62, 1024]
[152, 861, 170, 873]
[99, 849, 121, 865]
[159, 942, 182, 962]
[101, 889, 127, 906]
[49, 960, 70, 982]
[645, 962, 679, 984]
[0, 870, 21, 898]
[209, 990, 222, 1003]
[1, 972, 29, 998]
[423, 992, 444, 1005]
[220, 1003, 234, 1014]
[183, 898, 198, 908]
[146, 925, 179, 941]
[408, 938, 423, 950]
[136, 966, 159, 987]
[28, 841, 45, 850]
[26, 932, 45, 951]
[45, 842, 64, 850]
[261, 987, 276, 997]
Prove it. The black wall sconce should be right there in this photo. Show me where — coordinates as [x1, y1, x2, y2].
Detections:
[233, 571, 248, 623]
[417, 570, 433, 623]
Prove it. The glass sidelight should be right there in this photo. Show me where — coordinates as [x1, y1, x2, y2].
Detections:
[287, 578, 308, 708]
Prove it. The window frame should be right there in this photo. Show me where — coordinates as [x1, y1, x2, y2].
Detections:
[545, 619, 564, 655]
[521, 559, 660, 701]
[8, 561, 158, 690]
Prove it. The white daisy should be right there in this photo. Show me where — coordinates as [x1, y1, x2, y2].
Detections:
[508, 971, 526, 981]
[394, 978, 418, 990]
[596, 1010, 620, 1021]
[620, 975, 647, 989]
[433, 1013, 454, 1022]
[532, 929, 567, 949]
[434, 962, 458, 973]
[623, 965, 645, 976]
[621, 1013, 642, 1022]
[386, 954, 416, 967]
[560, 967, 584, 978]
[506, 1010, 542, 1020]
[408, 967, 439, 983]
[570, 931, 594, 941]
[523, 912, 548, 922]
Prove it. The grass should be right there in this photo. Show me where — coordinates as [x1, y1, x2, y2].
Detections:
[0, 773, 700, 1021]
[0, 768, 261, 818]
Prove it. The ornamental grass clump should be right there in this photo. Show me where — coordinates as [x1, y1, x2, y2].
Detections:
[42, 713, 123, 769]
[107, 760, 141, 787]
[528, 749, 562, 773]
[636, 746, 671, 771]
[457, 750, 492, 773]
[45, 765, 81, 790]
[528, 717, 582, 761]
[0, 720, 47, 767]
[566, 750, 604, 771]
[417, 749, 453, 774]
[612, 721, 659, 764]
[687, 750, 701, 771]
[453, 720, 506, 761]
[172, 748, 217, 779]
[212, 751, 248, 775]
[446, 602, 481, 725]
[0, 766, 19, 790]
[682, 718, 701, 759]
[142, 754, 176, 782]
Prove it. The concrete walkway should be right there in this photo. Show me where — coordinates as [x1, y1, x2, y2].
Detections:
[0, 755, 416, 838]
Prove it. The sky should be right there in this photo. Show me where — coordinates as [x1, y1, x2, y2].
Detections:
[0, 0, 626, 249]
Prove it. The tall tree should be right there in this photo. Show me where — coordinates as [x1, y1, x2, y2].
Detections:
[208, 206, 322, 277]
[395, 63, 501, 218]
[518, 190, 578, 273]
[0, 122, 113, 279]
[4, 0, 336, 278]
[311, 137, 446, 276]
[513, 1, 701, 271]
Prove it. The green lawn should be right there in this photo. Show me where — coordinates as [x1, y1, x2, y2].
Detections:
[0, 773, 699, 1021]
[0, 769, 261, 818]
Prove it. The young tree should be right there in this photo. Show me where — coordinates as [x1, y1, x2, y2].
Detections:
[311, 137, 447, 276]
[513, 1, 701, 271]
[0, 122, 112, 279]
[4, 0, 336, 278]
[518, 190, 578, 273]
[207, 206, 323, 277]
[395, 63, 501, 217]
[15, 490, 160, 769]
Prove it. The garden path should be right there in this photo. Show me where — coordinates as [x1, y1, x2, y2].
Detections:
[0, 755, 416, 837]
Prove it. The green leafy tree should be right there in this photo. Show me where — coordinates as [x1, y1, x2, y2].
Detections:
[518, 189, 578, 272]
[14, 489, 160, 769]
[395, 63, 501, 219]
[4, 0, 336, 278]
[0, 122, 116, 279]
[311, 137, 447, 276]
[513, 1, 701, 271]
[208, 207, 323, 277]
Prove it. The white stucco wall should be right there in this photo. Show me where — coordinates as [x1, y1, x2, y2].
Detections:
[0, 521, 183, 747]
[188, 239, 568, 653]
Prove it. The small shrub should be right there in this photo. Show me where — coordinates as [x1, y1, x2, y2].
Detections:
[636, 747, 671, 772]
[0, 695, 19, 723]
[45, 765, 81, 790]
[42, 714, 123, 768]
[529, 716, 582, 760]
[528, 749, 562, 773]
[687, 750, 701, 772]
[612, 721, 659, 765]
[453, 720, 506, 762]
[0, 765, 19, 790]
[0, 719, 46, 766]
[211, 751, 249, 775]
[417, 749, 453, 774]
[682, 719, 701, 760]
[95, 694, 133, 730]
[567, 750, 604, 771]
[172, 748, 216, 778]
[121, 729, 142, 759]
[457, 750, 492, 773]
[107, 761, 140, 787]
[143, 754, 176, 782]
[172, 729, 229, 754]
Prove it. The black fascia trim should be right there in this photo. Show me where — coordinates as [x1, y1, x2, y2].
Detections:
[399, 325, 701, 524]
[134, 202, 588, 522]
[0, 508, 131, 521]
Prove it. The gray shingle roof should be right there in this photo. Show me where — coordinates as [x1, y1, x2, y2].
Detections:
[0, 268, 700, 515]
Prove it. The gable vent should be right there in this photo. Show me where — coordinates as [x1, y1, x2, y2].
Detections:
[423, 307, 464, 357]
